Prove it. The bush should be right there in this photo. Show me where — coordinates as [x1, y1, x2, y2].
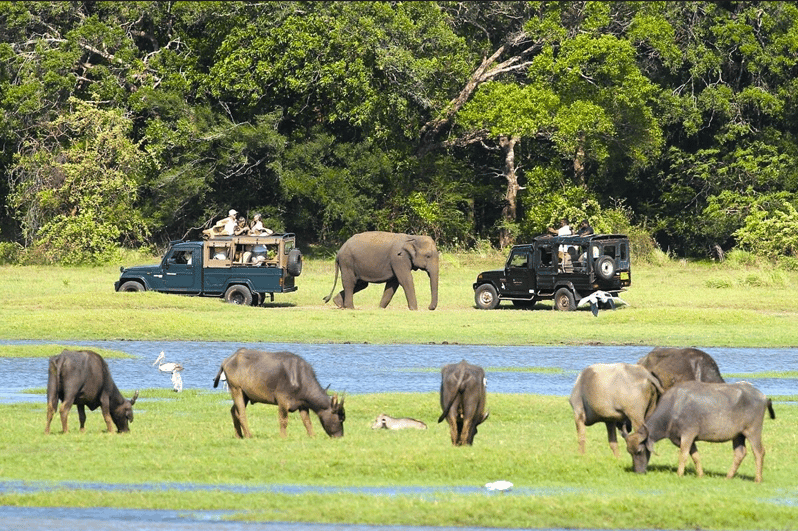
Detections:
[0, 242, 23, 265]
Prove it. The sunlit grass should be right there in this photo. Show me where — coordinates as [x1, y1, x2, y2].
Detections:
[1, 254, 798, 347]
[0, 390, 795, 529]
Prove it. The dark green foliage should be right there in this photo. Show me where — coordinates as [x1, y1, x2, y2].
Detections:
[1, 2, 798, 262]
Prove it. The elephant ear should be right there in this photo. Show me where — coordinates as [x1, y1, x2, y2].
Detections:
[401, 238, 417, 262]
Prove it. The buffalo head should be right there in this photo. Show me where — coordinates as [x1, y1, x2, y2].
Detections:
[318, 393, 346, 438]
[626, 426, 654, 474]
[112, 390, 139, 433]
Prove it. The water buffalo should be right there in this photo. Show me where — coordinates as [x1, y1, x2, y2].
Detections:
[637, 347, 725, 391]
[213, 348, 345, 439]
[45, 349, 139, 434]
[437, 360, 489, 446]
[569, 363, 664, 457]
[626, 380, 775, 482]
[372, 413, 427, 430]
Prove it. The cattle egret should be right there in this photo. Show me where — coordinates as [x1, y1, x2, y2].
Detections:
[485, 480, 513, 492]
[218, 369, 228, 390]
[153, 351, 184, 373]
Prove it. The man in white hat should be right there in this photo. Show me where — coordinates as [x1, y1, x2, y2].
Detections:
[222, 209, 238, 236]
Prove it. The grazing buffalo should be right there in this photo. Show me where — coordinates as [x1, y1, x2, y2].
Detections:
[213, 349, 345, 439]
[569, 363, 664, 457]
[437, 360, 489, 446]
[626, 381, 775, 482]
[637, 347, 725, 391]
[372, 413, 427, 430]
[45, 349, 139, 434]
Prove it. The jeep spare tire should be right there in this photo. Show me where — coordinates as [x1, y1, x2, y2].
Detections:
[287, 248, 303, 277]
[595, 256, 616, 280]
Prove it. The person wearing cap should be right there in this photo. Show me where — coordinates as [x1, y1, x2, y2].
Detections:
[249, 214, 274, 236]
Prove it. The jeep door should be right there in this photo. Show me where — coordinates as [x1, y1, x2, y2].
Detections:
[534, 243, 556, 293]
[160, 247, 200, 292]
[505, 249, 535, 297]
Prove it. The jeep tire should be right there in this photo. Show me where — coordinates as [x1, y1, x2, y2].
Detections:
[474, 284, 500, 310]
[224, 285, 253, 306]
[119, 280, 145, 292]
[554, 287, 576, 311]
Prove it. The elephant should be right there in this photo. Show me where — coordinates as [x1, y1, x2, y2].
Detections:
[323, 231, 439, 310]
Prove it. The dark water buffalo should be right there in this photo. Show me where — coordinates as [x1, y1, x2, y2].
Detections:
[637, 347, 725, 391]
[45, 349, 139, 434]
[437, 360, 489, 446]
[626, 380, 775, 482]
[569, 363, 664, 457]
[214, 348, 345, 439]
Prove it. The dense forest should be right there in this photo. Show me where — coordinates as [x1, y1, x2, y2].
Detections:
[1, 1, 797, 264]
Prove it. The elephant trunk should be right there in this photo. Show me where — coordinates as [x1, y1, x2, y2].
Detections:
[427, 261, 439, 311]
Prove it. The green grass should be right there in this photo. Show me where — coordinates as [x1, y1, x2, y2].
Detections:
[1, 254, 798, 346]
[0, 344, 133, 358]
[2, 254, 798, 528]
[1, 390, 796, 529]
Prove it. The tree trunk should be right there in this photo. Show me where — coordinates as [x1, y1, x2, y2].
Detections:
[499, 135, 520, 249]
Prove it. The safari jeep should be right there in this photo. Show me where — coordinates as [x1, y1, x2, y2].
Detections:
[115, 233, 302, 306]
[472, 234, 631, 312]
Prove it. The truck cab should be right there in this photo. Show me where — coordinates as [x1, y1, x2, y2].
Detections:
[115, 233, 302, 306]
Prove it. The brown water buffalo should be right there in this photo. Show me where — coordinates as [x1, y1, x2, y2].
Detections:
[626, 380, 775, 482]
[637, 347, 725, 391]
[372, 413, 427, 430]
[213, 348, 345, 439]
[437, 360, 489, 446]
[569, 363, 664, 457]
[45, 349, 139, 434]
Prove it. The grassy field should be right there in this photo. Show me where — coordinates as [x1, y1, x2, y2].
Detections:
[0, 390, 795, 529]
[1, 251, 797, 346]
[1, 253, 798, 529]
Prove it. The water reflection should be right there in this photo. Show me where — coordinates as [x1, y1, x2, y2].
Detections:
[1, 340, 796, 401]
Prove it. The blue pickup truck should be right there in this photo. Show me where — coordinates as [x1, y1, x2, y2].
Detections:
[115, 233, 302, 306]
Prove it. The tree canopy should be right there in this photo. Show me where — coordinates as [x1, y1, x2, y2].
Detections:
[1, 1, 797, 263]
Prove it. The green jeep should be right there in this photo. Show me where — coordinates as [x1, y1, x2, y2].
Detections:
[115, 233, 302, 306]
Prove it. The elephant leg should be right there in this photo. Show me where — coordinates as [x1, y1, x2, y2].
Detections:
[393, 269, 418, 310]
[339, 279, 368, 309]
[379, 278, 400, 308]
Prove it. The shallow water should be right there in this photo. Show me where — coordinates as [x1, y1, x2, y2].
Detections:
[1, 340, 797, 401]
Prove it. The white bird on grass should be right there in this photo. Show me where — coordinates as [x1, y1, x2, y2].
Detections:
[485, 480, 513, 492]
[170, 370, 183, 393]
[577, 290, 628, 317]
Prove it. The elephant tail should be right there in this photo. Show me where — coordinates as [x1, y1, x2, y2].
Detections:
[322, 258, 340, 304]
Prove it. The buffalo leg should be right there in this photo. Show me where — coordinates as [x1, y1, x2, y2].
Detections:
[299, 408, 315, 437]
[749, 434, 765, 483]
[59, 398, 75, 434]
[445, 412, 460, 446]
[573, 415, 587, 454]
[229, 389, 251, 438]
[45, 399, 58, 434]
[727, 434, 748, 481]
[679, 439, 703, 477]
[606, 422, 620, 458]
[277, 403, 290, 438]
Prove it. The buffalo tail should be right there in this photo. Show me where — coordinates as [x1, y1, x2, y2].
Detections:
[213, 365, 224, 388]
[767, 398, 775, 419]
